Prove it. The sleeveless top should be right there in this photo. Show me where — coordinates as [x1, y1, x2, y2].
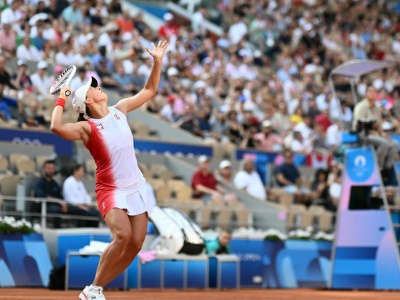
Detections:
[85, 106, 145, 194]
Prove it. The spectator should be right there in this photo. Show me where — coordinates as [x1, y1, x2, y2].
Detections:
[310, 168, 329, 204]
[228, 13, 248, 45]
[255, 120, 283, 152]
[160, 95, 176, 122]
[216, 160, 233, 184]
[174, 105, 204, 138]
[192, 4, 207, 38]
[274, 151, 312, 204]
[112, 65, 137, 94]
[1, 0, 23, 33]
[62, 0, 83, 27]
[69, 67, 87, 93]
[55, 43, 76, 68]
[33, 160, 96, 228]
[191, 155, 237, 204]
[291, 131, 313, 154]
[63, 164, 100, 227]
[0, 22, 17, 58]
[0, 83, 18, 122]
[30, 61, 53, 99]
[16, 36, 42, 62]
[21, 110, 46, 130]
[328, 170, 342, 212]
[158, 12, 179, 41]
[205, 230, 232, 255]
[325, 119, 342, 151]
[11, 60, 33, 93]
[352, 86, 398, 174]
[225, 110, 244, 146]
[32, 25, 48, 51]
[233, 158, 266, 200]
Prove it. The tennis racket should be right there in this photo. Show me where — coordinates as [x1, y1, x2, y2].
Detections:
[49, 65, 77, 97]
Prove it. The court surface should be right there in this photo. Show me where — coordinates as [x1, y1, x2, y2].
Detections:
[1, 288, 400, 300]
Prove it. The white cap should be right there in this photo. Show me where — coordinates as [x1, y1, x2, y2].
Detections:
[37, 61, 48, 69]
[262, 120, 272, 127]
[163, 12, 173, 21]
[193, 80, 206, 90]
[198, 155, 210, 164]
[72, 76, 98, 118]
[167, 67, 178, 77]
[18, 59, 26, 66]
[219, 160, 232, 169]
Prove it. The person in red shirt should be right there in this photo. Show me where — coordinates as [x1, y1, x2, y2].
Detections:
[158, 12, 179, 41]
[315, 108, 332, 132]
[115, 10, 135, 34]
[191, 155, 237, 204]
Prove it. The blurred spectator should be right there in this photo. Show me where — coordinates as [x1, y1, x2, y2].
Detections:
[112, 65, 138, 94]
[205, 230, 232, 255]
[325, 119, 342, 151]
[63, 164, 100, 227]
[1, 0, 23, 33]
[21, 110, 46, 130]
[225, 110, 244, 145]
[0, 83, 18, 122]
[62, 0, 83, 27]
[55, 43, 75, 67]
[33, 160, 97, 228]
[32, 25, 48, 51]
[160, 95, 177, 122]
[16, 36, 42, 62]
[191, 155, 237, 204]
[310, 169, 329, 204]
[107, 0, 122, 15]
[0, 22, 17, 58]
[274, 151, 312, 204]
[30, 61, 53, 100]
[328, 170, 342, 212]
[70, 67, 87, 93]
[228, 13, 247, 45]
[216, 160, 233, 184]
[233, 158, 266, 200]
[174, 105, 204, 138]
[255, 120, 282, 152]
[11, 60, 33, 93]
[158, 12, 179, 41]
[352, 86, 398, 174]
[192, 4, 207, 38]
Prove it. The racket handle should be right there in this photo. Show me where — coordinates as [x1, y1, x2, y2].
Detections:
[65, 90, 71, 96]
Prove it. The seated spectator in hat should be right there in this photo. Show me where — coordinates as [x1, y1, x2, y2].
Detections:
[161, 95, 177, 122]
[191, 155, 237, 204]
[30, 61, 53, 100]
[234, 158, 266, 200]
[216, 160, 233, 184]
[274, 151, 312, 205]
[255, 120, 283, 152]
[158, 12, 179, 40]
[21, 110, 46, 130]
[0, 22, 16, 58]
[63, 164, 100, 227]
[11, 60, 33, 93]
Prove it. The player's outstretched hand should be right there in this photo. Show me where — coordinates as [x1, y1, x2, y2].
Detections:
[146, 40, 169, 60]
[60, 86, 72, 100]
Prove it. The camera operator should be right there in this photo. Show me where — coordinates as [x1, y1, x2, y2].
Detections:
[352, 86, 398, 176]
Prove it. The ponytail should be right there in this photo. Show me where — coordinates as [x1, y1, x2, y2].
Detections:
[76, 107, 92, 122]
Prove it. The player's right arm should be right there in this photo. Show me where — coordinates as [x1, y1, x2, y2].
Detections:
[50, 86, 90, 143]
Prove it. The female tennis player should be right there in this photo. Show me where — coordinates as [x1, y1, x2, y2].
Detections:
[50, 40, 169, 300]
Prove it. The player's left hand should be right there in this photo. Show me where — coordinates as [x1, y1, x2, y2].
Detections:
[146, 40, 169, 60]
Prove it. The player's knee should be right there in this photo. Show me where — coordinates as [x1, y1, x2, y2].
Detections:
[130, 238, 144, 254]
[114, 231, 132, 249]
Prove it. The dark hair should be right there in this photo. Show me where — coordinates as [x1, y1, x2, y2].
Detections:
[42, 160, 55, 169]
[77, 106, 91, 122]
[71, 163, 83, 175]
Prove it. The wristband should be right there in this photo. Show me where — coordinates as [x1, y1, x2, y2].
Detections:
[55, 98, 66, 109]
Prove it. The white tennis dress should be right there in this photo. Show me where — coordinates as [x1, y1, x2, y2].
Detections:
[85, 106, 153, 217]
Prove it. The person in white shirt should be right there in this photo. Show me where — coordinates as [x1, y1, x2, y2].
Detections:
[228, 14, 248, 45]
[63, 164, 100, 227]
[325, 119, 342, 151]
[191, 5, 207, 37]
[233, 158, 266, 200]
[1, 0, 23, 34]
[16, 36, 42, 62]
[30, 60, 54, 99]
[55, 43, 76, 68]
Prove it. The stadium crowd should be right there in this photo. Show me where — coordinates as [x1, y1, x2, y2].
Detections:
[0, 0, 399, 215]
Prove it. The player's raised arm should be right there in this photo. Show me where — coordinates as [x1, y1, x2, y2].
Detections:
[50, 86, 89, 142]
[115, 40, 169, 114]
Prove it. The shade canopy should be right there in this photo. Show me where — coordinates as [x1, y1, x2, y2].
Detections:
[330, 60, 392, 79]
